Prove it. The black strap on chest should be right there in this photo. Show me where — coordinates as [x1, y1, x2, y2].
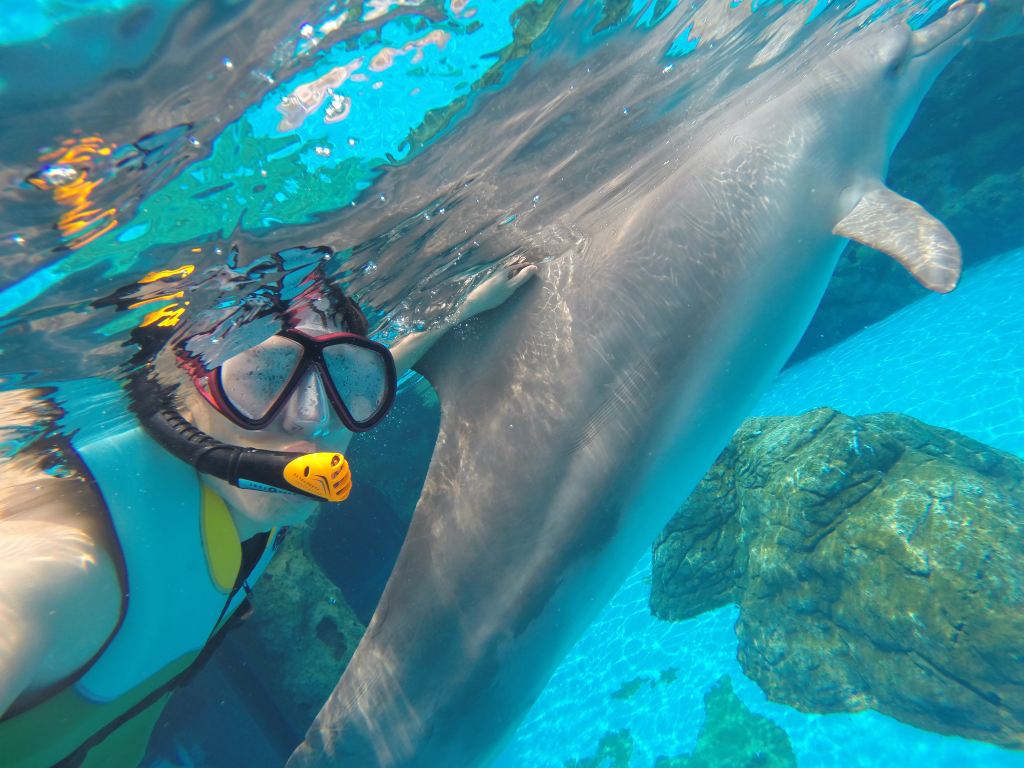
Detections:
[53, 529, 286, 768]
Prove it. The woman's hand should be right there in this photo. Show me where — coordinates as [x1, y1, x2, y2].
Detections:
[389, 260, 538, 376]
[457, 261, 538, 322]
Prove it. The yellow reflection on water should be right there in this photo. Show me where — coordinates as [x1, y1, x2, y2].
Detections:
[29, 136, 119, 250]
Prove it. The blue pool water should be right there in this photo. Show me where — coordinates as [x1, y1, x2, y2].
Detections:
[496, 247, 1024, 767]
[758, 248, 1024, 457]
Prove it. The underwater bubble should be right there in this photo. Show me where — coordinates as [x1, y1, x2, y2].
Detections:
[300, 23, 314, 39]
[10, 234, 25, 246]
[222, 57, 234, 70]
[315, 145, 332, 157]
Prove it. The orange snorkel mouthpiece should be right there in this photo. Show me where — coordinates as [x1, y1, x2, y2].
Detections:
[283, 452, 352, 502]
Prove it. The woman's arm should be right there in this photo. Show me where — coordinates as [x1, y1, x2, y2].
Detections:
[390, 263, 538, 376]
[0, 514, 121, 716]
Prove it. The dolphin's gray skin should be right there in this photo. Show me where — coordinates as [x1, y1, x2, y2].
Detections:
[289, 3, 995, 766]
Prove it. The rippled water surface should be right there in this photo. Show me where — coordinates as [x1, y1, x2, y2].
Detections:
[0, 0, 955, 385]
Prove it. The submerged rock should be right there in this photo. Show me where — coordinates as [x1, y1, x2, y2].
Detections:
[654, 676, 796, 768]
[565, 729, 635, 768]
[651, 408, 1024, 748]
[610, 667, 679, 701]
[234, 525, 367, 735]
[570, 675, 794, 768]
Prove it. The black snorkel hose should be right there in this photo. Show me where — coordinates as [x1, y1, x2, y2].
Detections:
[127, 369, 351, 503]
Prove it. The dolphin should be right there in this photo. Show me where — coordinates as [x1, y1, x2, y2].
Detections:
[287, 2, 1000, 766]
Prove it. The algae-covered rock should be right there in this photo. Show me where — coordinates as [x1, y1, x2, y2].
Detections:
[651, 408, 1024, 748]
[654, 676, 796, 768]
[610, 667, 679, 701]
[565, 729, 635, 768]
[234, 523, 366, 735]
[571, 676, 794, 768]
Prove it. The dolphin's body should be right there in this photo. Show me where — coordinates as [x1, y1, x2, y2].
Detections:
[288, 2, 995, 766]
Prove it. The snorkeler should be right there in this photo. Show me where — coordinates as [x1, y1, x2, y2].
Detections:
[0, 258, 536, 768]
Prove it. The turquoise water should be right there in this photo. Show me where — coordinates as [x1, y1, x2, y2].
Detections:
[1, 1, 1021, 766]
[757, 248, 1024, 457]
[496, 247, 1024, 767]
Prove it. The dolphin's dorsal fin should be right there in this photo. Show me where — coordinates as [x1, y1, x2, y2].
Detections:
[833, 187, 961, 293]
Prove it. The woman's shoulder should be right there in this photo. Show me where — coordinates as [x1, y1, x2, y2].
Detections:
[0, 471, 123, 716]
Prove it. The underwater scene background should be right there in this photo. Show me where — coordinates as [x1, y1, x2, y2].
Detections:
[1, 0, 1021, 766]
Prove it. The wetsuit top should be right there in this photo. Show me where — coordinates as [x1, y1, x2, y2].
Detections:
[0, 387, 280, 768]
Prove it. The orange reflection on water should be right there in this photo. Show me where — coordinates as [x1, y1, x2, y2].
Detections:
[139, 264, 195, 283]
[139, 302, 190, 328]
[133, 263, 195, 328]
[29, 136, 119, 250]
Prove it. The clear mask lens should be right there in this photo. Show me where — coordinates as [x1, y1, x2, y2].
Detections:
[220, 336, 304, 420]
[322, 343, 390, 424]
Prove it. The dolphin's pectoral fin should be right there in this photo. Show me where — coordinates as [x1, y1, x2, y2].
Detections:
[833, 187, 961, 293]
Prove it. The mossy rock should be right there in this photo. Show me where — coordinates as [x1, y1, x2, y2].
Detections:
[655, 676, 796, 768]
[232, 524, 366, 735]
[610, 667, 679, 700]
[565, 729, 634, 768]
[652, 409, 1024, 748]
[569, 674, 791, 767]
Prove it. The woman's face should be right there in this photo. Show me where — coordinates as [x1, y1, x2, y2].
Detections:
[181, 313, 357, 534]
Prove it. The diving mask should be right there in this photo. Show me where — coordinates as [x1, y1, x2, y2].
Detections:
[191, 328, 397, 433]
[128, 367, 354, 503]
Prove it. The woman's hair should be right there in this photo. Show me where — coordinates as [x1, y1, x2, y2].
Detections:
[287, 276, 369, 336]
[121, 246, 370, 376]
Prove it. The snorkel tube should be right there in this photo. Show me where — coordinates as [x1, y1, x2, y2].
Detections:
[128, 369, 351, 503]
